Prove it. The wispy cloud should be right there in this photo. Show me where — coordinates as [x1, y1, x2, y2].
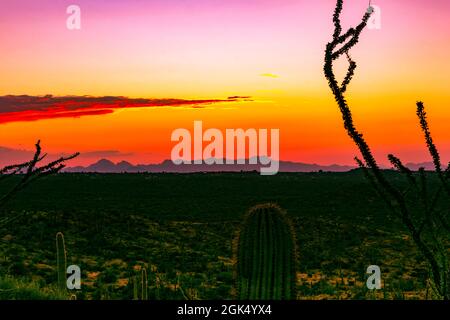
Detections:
[0, 95, 251, 124]
[260, 73, 279, 78]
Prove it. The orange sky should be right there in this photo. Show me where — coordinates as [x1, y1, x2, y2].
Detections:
[0, 0, 449, 167]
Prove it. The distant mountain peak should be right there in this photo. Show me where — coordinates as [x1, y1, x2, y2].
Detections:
[117, 160, 132, 165]
[94, 159, 115, 165]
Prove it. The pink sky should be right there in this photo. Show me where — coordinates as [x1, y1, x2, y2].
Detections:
[0, 0, 449, 167]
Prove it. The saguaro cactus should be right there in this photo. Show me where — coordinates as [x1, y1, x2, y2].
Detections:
[132, 267, 149, 300]
[56, 232, 67, 292]
[141, 267, 148, 300]
[234, 204, 297, 300]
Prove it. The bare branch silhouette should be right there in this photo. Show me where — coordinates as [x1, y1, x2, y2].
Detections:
[324, 0, 449, 299]
[0, 140, 79, 226]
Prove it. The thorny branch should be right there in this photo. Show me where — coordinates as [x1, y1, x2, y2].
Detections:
[324, 0, 449, 299]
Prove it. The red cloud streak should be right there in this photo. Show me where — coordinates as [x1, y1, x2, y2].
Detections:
[0, 95, 250, 124]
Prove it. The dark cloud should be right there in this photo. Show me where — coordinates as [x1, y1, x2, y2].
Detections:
[227, 96, 252, 100]
[0, 146, 32, 164]
[0, 95, 252, 124]
[79, 150, 134, 158]
[0, 145, 56, 167]
[0, 145, 134, 167]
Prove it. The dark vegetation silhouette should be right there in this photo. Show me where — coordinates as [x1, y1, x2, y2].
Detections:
[324, 0, 449, 299]
[0, 140, 79, 226]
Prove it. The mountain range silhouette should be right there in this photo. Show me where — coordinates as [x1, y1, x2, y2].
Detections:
[64, 158, 356, 173]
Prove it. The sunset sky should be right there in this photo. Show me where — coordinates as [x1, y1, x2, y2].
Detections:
[0, 0, 449, 167]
